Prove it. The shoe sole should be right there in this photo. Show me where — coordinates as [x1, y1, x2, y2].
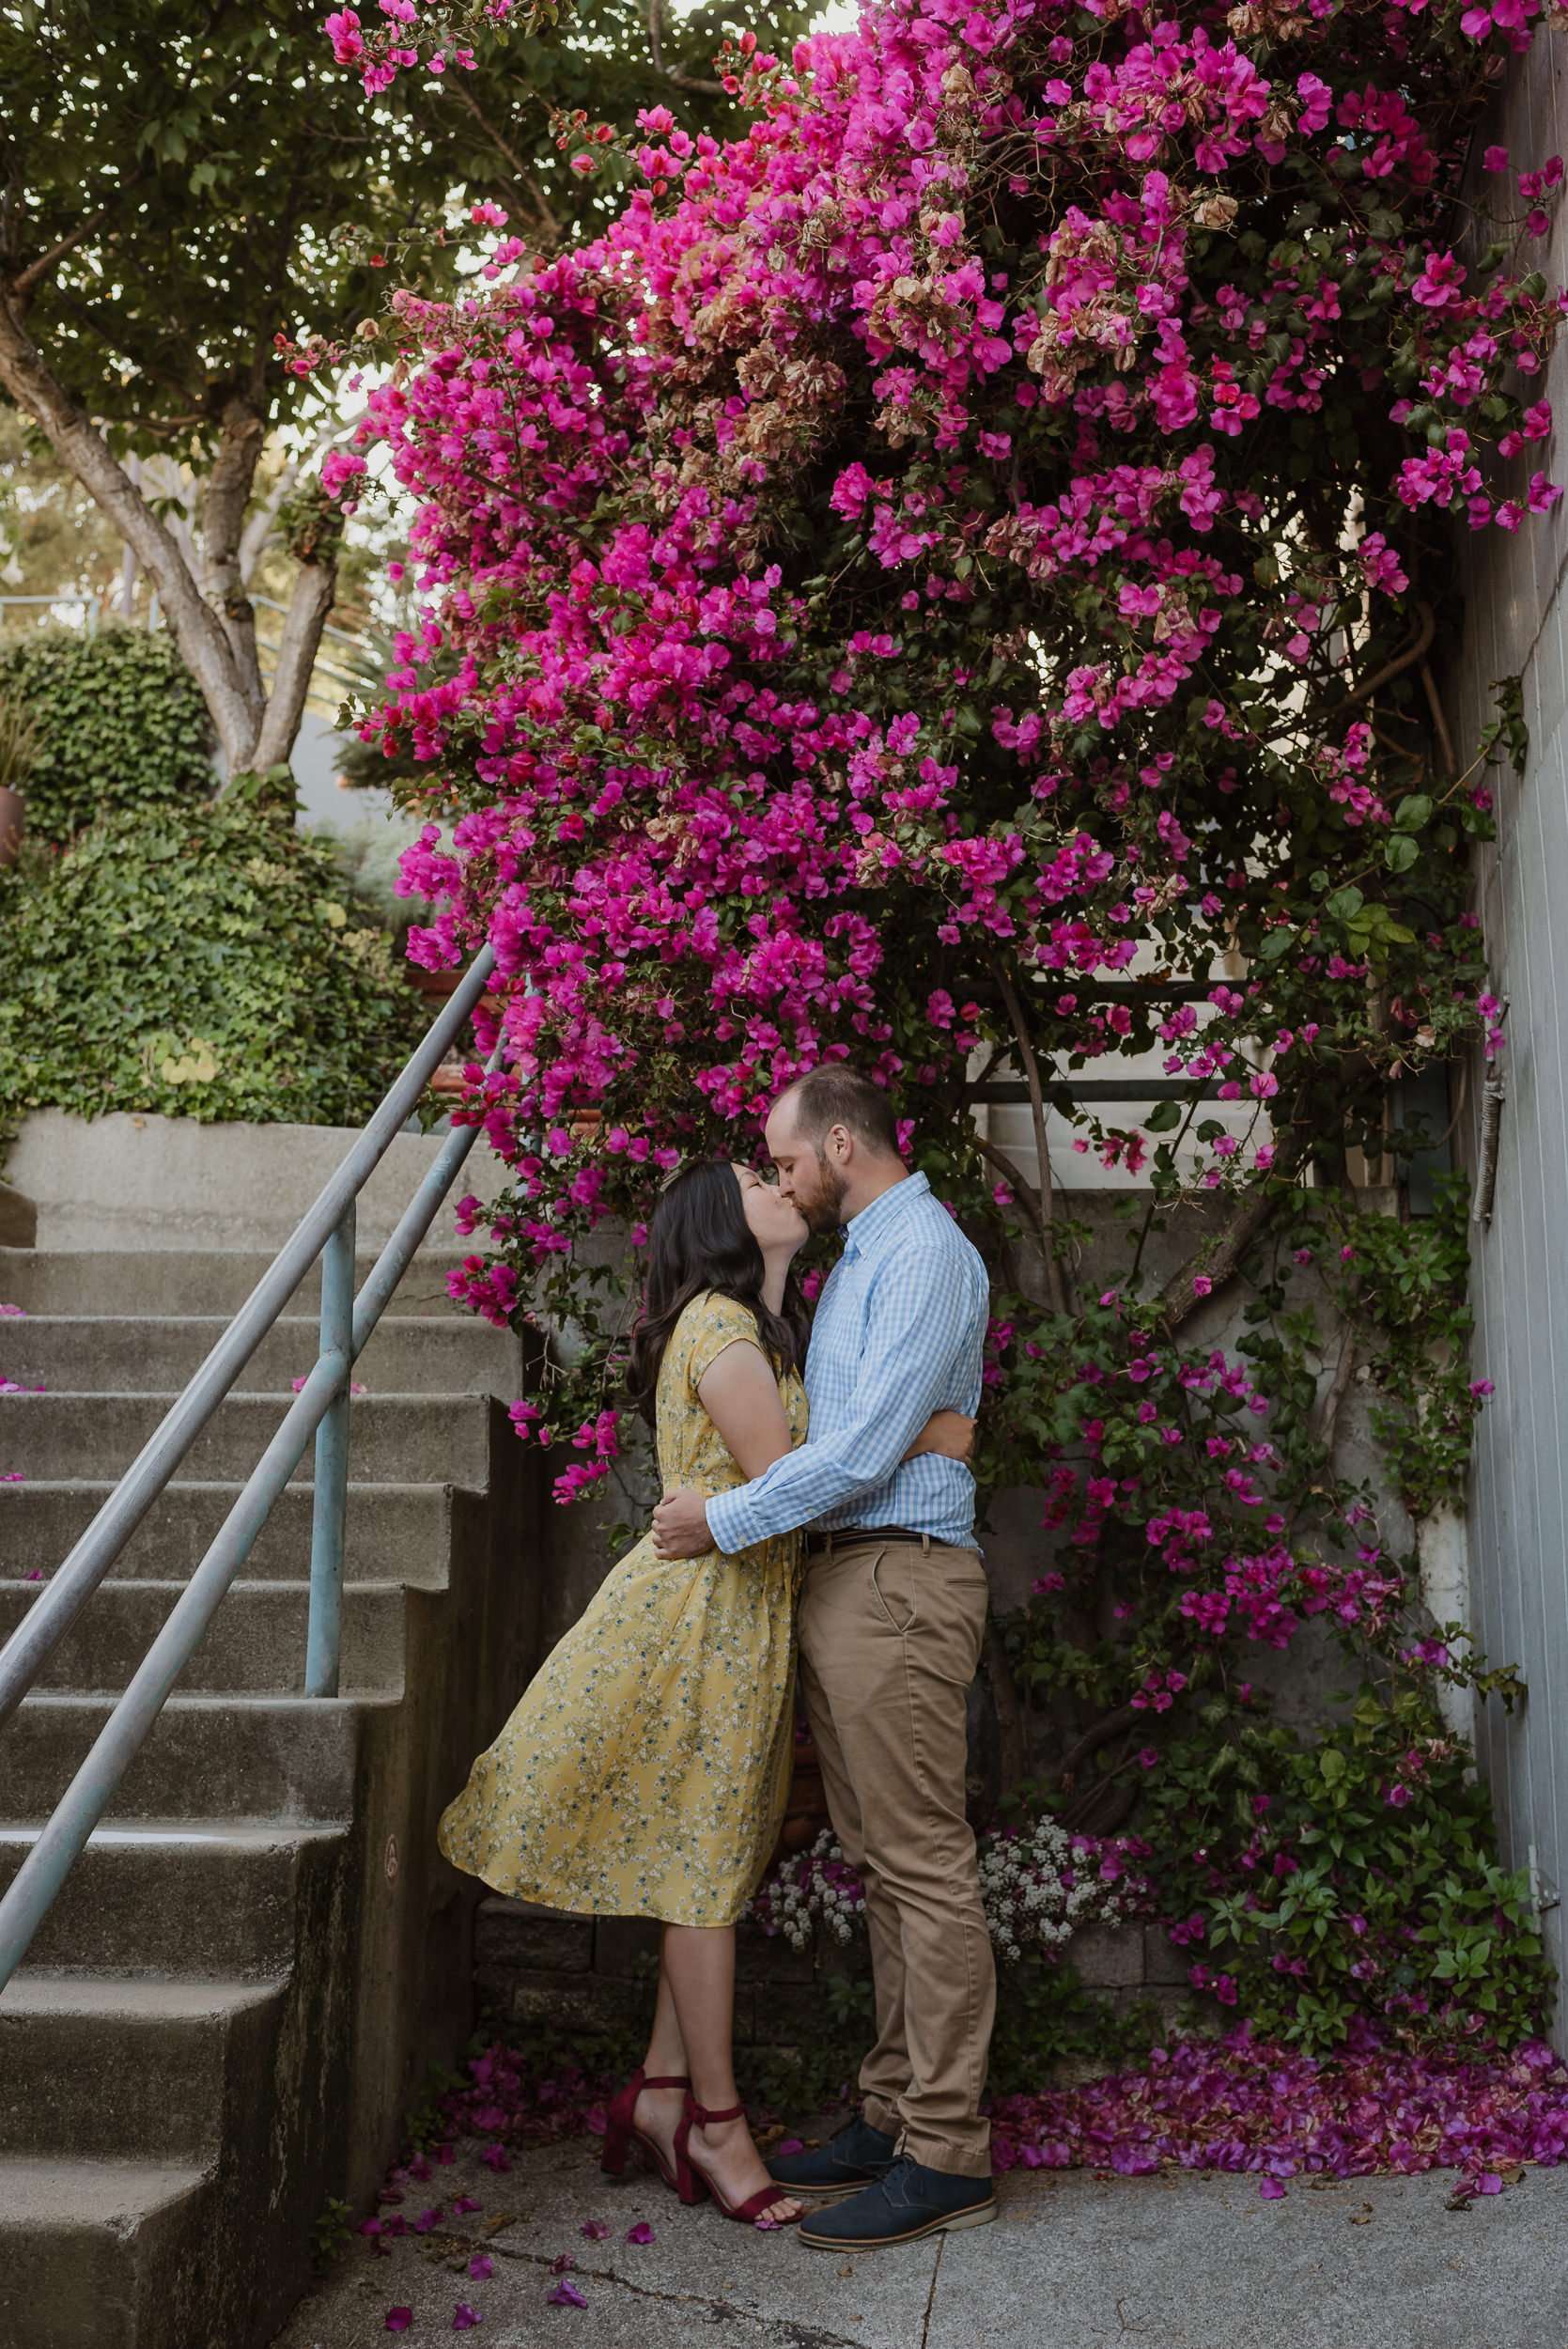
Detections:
[798, 2198, 998, 2250]
[767, 2174, 879, 2202]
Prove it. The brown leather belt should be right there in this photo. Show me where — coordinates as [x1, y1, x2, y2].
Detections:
[804, 1524, 927, 1555]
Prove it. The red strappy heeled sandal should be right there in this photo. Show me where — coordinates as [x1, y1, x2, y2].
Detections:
[599, 2070, 694, 2196]
[673, 2095, 804, 2227]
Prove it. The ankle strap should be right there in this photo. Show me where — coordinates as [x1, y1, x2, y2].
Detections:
[685, 2098, 744, 2127]
[640, 2073, 691, 2092]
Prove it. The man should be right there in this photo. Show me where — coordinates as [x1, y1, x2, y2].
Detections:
[652, 1066, 996, 2250]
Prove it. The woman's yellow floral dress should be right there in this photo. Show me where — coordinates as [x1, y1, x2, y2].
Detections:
[437, 1292, 806, 1925]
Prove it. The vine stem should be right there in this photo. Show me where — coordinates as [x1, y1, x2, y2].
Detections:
[990, 959, 1071, 1315]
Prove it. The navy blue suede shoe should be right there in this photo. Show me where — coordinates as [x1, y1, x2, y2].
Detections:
[767, 2115, 898, 2196]
[797, 2155, 996, 2249]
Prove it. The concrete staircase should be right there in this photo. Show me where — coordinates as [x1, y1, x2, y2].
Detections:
[0, 1237, 537, 2349]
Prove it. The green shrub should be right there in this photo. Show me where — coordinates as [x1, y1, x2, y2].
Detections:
[1139, 1683, 1552, 2053]
[0, 800, 426, 1140]
[0, 624, 214, 846]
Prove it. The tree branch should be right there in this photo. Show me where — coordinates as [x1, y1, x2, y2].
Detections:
[989, 959, 1071, 1314]
[8, 203, 113, 305]
[199, 394, 267, 719]
[1311, 1323, 1358, 1452]
[444, 81, 563, 247]
[646, 0, 728, 93]
[1157, 1150, 1297, 1334]
[1304, 600, 1436, 726]
[250, 557, 336, 774]
[0, 287, 259, 769]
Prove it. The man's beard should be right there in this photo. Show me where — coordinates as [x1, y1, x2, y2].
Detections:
[800, 1153, 848, 1236]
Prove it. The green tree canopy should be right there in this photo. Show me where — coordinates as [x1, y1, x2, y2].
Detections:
[0, 0, 807, 782]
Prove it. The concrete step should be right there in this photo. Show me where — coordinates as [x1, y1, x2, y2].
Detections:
[0, 1480, 458, 1587]
[0, 1580, 409, 1696]
[0, 1246, 475, 1319]
[0, 1975, 287, 2160]
[1, 1314, 520, 1399]
[0, 1694, 378, 1824]
[0, 2157, 210, 2349]
[0, 1823, 347, 1974]
[3, 1391, 497, 1486]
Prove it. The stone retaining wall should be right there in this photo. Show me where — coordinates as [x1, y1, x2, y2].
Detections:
[474, 1895, 1194, 2053]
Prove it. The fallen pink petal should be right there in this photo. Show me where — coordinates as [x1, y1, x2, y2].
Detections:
[452, 2307, 483, 2331]
[624, 2220, 654, 2246]
[578, 2219, 609, 2241]
[384, 2311, 412, 2335]
[546, 2280, 588, 2310]
[452, 2195, 482, 2216]
[468, 2255, 493, 2281]
[1259, 2177, 1286, 2200]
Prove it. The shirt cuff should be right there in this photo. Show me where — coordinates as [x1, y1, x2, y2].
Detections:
[705, 1486, 760, 1556]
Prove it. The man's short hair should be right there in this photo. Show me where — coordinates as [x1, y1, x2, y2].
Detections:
[774, 1067, 901, 1158]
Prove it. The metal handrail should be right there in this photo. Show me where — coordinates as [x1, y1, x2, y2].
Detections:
[0, 946, 503, 1991]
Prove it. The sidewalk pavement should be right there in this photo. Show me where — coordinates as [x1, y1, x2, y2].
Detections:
[273, 2133, 1568, 2349]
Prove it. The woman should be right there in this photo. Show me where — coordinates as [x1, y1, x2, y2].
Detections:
[438, 1159, 970, 2228]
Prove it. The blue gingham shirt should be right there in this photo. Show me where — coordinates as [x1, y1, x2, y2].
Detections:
[705, 1173, 988, 1554]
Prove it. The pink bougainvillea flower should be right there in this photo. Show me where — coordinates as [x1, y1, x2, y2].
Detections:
[384, 2312, 413, 2335]
[452, 2308, 483, 2331]
[624, 2221, 654, 2245]
[774, 2139, 804, 2156]
[468, 2255, 493, 2280]
[0, 1302, 25, 1316]
[451, 2195, 481, 2216]
[1259, 2177, 1287, 2199]
[578, 2219, 609, 2241]
[479, 2144, 510, 2172]
[413, 2207, 442, 2233]
[546, 2279, 588, 2309]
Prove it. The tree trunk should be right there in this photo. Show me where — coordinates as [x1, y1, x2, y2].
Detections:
[253, 559, 337, 772]
[0, 287, 329, 781]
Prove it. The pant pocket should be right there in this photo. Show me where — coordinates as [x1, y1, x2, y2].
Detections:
[868, 1545, 918, 1634]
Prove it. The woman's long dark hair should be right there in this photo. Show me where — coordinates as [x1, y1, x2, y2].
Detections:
[627, 1159, 808, 1425]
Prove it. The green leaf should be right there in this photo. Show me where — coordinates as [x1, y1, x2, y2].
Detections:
[1325, 887, 1364, 922]
[1384, 832, 1420, 874]
[1393, 794, 1433, 832]
[1144, 1097, 1184, 1133]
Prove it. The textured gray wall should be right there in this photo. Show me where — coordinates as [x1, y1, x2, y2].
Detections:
[1453, 44, 1568, 2025]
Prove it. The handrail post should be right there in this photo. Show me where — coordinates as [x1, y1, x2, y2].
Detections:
[304, 1202, 356, 1699]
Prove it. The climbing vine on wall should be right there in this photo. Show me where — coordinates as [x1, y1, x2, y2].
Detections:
[327, 0, 1563, 2043]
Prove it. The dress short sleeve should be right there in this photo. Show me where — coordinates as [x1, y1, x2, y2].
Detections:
[683, 1293, 768, 1395]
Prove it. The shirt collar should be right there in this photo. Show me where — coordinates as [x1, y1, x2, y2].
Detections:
[840, 1171, 928, 1262]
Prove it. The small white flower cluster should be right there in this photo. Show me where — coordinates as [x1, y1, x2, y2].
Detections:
[750, 1830, 865, 1951]
[978, 1814, 1134, 1966]
[750, 1817, 1138, 1963]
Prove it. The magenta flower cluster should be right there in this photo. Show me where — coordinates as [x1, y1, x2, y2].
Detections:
[324, 0, 1565, 2050]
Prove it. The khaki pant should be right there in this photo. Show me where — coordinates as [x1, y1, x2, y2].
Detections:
[797, 1533, 996, 2179]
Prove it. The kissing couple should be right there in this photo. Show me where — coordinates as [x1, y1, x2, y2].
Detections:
[438, 1066, 997, 2248]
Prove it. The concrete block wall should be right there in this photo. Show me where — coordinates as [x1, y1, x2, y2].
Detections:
[1450, 43, 1568, 2036]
